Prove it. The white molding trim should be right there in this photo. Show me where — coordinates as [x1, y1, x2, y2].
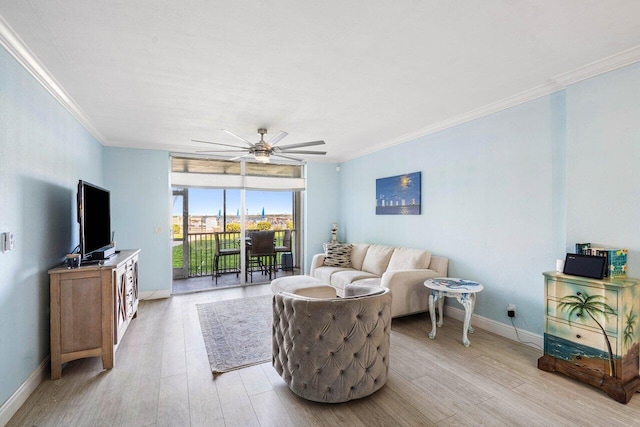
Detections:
[346, 81, 563, 162]
[140, 289, 171, 300]
[0, 16, 107, 145]
[552, 45, 640, 87]
[341, 45, 640, 163]
[0, 356, 49, 426]
[444, 305, 543, 350]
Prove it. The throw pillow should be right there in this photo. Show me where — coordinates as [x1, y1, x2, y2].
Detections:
[361, 244, 395, 276]
[387, 247, 431, 270]
[323, 243, 353, 268]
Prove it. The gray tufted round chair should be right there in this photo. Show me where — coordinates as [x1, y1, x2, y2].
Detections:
[272, 286, 392, 403]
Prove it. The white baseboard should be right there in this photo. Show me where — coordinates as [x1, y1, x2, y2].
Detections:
[139, 289, 171, 300]
[0, 356, 49, 426]
[444, 305, 543, 350]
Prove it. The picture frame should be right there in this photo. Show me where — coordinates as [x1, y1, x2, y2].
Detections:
[375, 172, 421, 215]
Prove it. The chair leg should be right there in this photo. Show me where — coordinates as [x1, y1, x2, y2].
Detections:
[213, 255, 219, 284]
[269, 255, 274, 280]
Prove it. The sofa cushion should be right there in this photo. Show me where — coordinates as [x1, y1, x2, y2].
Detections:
[387, 247, 432, 271]
[350, 243, 371, 270]
[323, 243, 353, 267]
[361, 245, 395, 276]
[312, 266, 352, 284]
[330, 270, 379, 291]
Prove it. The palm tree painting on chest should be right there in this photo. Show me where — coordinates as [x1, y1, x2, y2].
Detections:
[558, 290, 638, 379]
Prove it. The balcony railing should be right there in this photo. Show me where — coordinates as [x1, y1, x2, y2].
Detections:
[175, 230, 295, 278]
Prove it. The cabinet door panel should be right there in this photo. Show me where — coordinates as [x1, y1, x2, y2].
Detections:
[114, 265, 128, 344]
[60, 276, 102, 353]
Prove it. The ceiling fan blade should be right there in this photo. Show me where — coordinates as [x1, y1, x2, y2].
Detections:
[275, 150, 326, 155]
[275, 140, 325, 150]
[222, 129, 254, 147]
[267, 131, 289, 147]
[192, 139, 248, 149]
[271, 153, 303, 162]
[229, 154, 251, 161]
[195, 149, 248, 153]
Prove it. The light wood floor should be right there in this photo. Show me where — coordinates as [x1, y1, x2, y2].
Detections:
[9, 284, 640, 426]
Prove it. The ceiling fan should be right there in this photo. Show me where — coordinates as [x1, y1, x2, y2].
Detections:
[193, 128, 326, 163]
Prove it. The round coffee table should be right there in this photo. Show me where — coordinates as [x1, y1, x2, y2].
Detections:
[424, 278, 484, 347]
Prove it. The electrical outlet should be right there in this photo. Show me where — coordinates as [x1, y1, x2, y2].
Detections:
[507, 304, 516, 318]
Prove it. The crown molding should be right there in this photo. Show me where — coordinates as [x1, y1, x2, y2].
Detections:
[342, 80, 563, 162]
[551, 45, 640, 87]
[341, 45, 640, 163]
[0, 16, 107, 144]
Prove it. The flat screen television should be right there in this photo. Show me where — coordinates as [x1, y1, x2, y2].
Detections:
[77, 180, 114, 260]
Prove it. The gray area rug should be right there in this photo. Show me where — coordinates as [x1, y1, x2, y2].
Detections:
[196, 294, 273, 376]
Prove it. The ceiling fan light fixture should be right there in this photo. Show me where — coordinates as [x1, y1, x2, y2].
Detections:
[254, 151, 270, 163]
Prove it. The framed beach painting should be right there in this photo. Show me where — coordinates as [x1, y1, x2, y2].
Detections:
[375, 172, 421, 215]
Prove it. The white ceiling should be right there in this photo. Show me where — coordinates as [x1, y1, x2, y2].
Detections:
[1, 1, 640, 163]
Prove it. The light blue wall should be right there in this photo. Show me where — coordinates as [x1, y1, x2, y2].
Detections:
[565, 62, 640, 277]
[104, 147, 172, 294]
[337, 63, 640, 335]
[304, 162, 340, 272]
[338, 94, 566, 334]
[0, 48, 104, 406]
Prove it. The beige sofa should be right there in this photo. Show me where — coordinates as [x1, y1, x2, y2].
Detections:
[310, 243, 448, 317]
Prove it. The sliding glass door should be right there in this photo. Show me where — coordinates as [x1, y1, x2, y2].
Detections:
[171, 187, 298, 285]
[170, 156, 305, 291]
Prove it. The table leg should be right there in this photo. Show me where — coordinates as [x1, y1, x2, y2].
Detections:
[468, 293, 476, 334]
[428, 292, 439, 339]
[457, 293, 474, 347]
[437, 294, 444, 327]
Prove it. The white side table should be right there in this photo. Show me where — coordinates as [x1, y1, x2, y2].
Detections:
[424, 278, 484, 347]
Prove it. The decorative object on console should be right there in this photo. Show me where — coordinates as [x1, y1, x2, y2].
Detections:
[65, 253, 81, 268]
[574, 242, 628, 278]
[331, 222, 338, 242]
[538, 271, 640, 403]
[375, 171, 421, 215]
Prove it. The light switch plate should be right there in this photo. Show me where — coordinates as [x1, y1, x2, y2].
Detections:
[2, 232, 14, 252]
